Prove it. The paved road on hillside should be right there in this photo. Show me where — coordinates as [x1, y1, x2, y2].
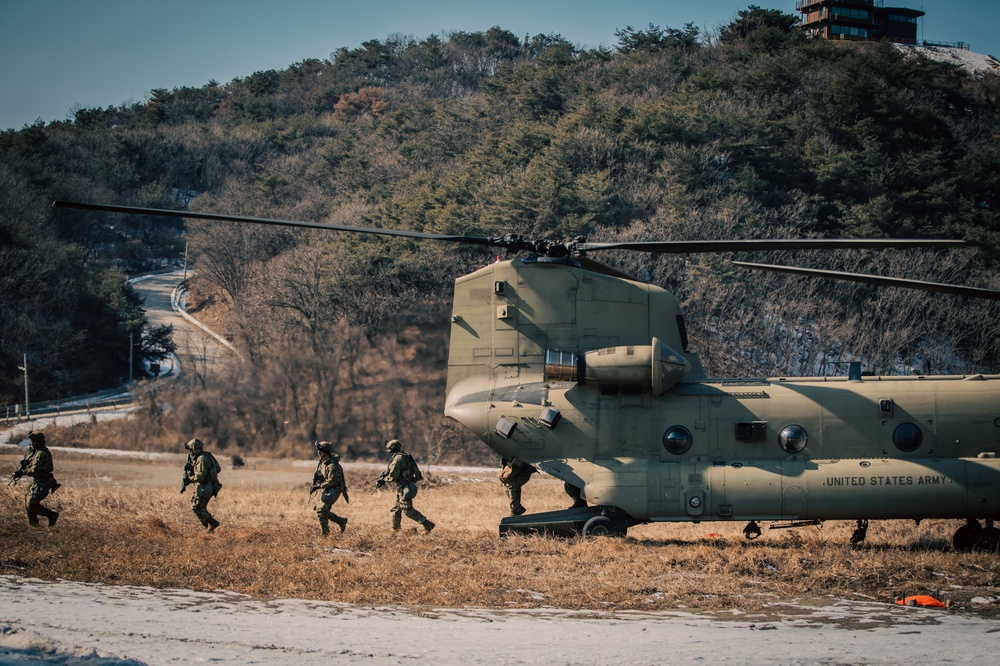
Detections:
[132, 270, 236, 383]
[1, 271, 235, 441]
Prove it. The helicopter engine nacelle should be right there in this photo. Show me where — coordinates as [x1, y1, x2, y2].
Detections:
[583, 337, 690, 395]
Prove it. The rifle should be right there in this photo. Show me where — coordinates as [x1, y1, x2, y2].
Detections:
[371, 470, 388, 495]
[180, 451, 194, 494]
[7, 453, 30, 487]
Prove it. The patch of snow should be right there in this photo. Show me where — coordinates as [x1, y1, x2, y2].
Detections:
[2, 576, 999, 665]
[896, 44, 1000, 75]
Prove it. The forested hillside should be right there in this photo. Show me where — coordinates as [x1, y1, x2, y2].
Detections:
[3, 7, 999, 460]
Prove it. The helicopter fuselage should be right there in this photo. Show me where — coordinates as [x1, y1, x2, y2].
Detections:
[444, 257, 1000, 533]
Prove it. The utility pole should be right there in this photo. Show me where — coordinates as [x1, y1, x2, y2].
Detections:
[129, 331, 134, 383]
[182, 240, 189, 282]
[17, 353, 29, 420]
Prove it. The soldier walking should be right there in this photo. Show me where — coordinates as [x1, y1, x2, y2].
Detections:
[311, 441, 349, 535]
[383, 439, 434, 533]
[12, 432, 60, 527]
[181, 438, 222, 532]
[499, 457, 537, 516]
[565, 481, 588, 509]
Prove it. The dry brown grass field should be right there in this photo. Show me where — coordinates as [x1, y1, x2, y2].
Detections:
[2, 449, 998, 621]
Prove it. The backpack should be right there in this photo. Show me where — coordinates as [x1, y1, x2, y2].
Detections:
[203, 452, 222, 479]
[202, 452, 223, 496]
[403, 453, 423, 483]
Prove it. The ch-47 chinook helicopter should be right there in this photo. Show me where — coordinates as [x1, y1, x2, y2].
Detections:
[54, 200, 1000, 551]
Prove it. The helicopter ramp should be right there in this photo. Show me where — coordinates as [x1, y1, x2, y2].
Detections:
[498, 506, 604, 537]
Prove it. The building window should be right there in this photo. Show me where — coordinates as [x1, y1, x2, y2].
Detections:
[889, 14, 917, 24]
[832, 7, 869, 20]
[830, 24, 869, 38]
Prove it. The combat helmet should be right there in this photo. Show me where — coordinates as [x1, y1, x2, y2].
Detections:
[316, 441, 334, 455]
[28, 431, 45, 448]
[385, 439, 401, 453]
[186, 438, 204, 452]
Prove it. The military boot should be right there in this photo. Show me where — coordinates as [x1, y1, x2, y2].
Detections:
[423, 519, 435, 533]
[319, 515, 330, 535]
[336, 516, 348, 533]
[47, 510, 59, 527]
[207, 518, 220, 532]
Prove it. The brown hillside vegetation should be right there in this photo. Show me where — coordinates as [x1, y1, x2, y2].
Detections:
[38, 273, 485, 466]
[2, 451, 998, 621]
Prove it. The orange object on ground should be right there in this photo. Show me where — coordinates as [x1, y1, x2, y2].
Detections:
[896, 595, 947, 607]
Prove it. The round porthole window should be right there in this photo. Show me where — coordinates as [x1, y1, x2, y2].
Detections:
[893, 422, 923, 452]
[663, 425, 693, 455]
[778, 425, 808, 454]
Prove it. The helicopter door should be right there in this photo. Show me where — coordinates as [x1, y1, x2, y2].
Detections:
[648, 462, 681, 518]
[780, 460, 808, 519]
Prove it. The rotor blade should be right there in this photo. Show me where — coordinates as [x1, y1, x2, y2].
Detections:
[576, 239, 978, 253]
[734, 261, 1000, 301]
[52, 201, 498, 247]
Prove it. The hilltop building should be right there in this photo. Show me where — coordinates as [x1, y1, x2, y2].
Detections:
[797, 0, 924, 45]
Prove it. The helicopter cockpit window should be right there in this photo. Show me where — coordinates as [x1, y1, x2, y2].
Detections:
[545, 349, 578, 382]
[892, 422, 923, 452]
[663, 425, 693, 455]
[778, 425, 808, 454]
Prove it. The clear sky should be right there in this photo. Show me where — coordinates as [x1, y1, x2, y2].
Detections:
[1, 0, 997, 131]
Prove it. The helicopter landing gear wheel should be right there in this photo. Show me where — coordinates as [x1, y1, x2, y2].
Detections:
[953, 520, 983, 552]
[850, 519, 869, 545]
[582, 515, 625, 538]
[976, 526, 1000, 553]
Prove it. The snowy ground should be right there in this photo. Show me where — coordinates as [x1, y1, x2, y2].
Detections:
[1, 575, 998, 665]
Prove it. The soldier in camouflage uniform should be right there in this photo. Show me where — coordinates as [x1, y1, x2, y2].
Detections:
[384, 439, 434, 533]
[181, 438, 222, 532]
[18, 432, 60, 527]
[499, 457, 537, 516]
[311, 441, 348, 535]
[565, 481, 588, 509]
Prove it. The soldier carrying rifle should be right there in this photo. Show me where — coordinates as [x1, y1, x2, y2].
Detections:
[310, 441, 349, 535]
[180, 438, 222, 532]
[9, 432, 60, 527]
[377, 439, 434, 534]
